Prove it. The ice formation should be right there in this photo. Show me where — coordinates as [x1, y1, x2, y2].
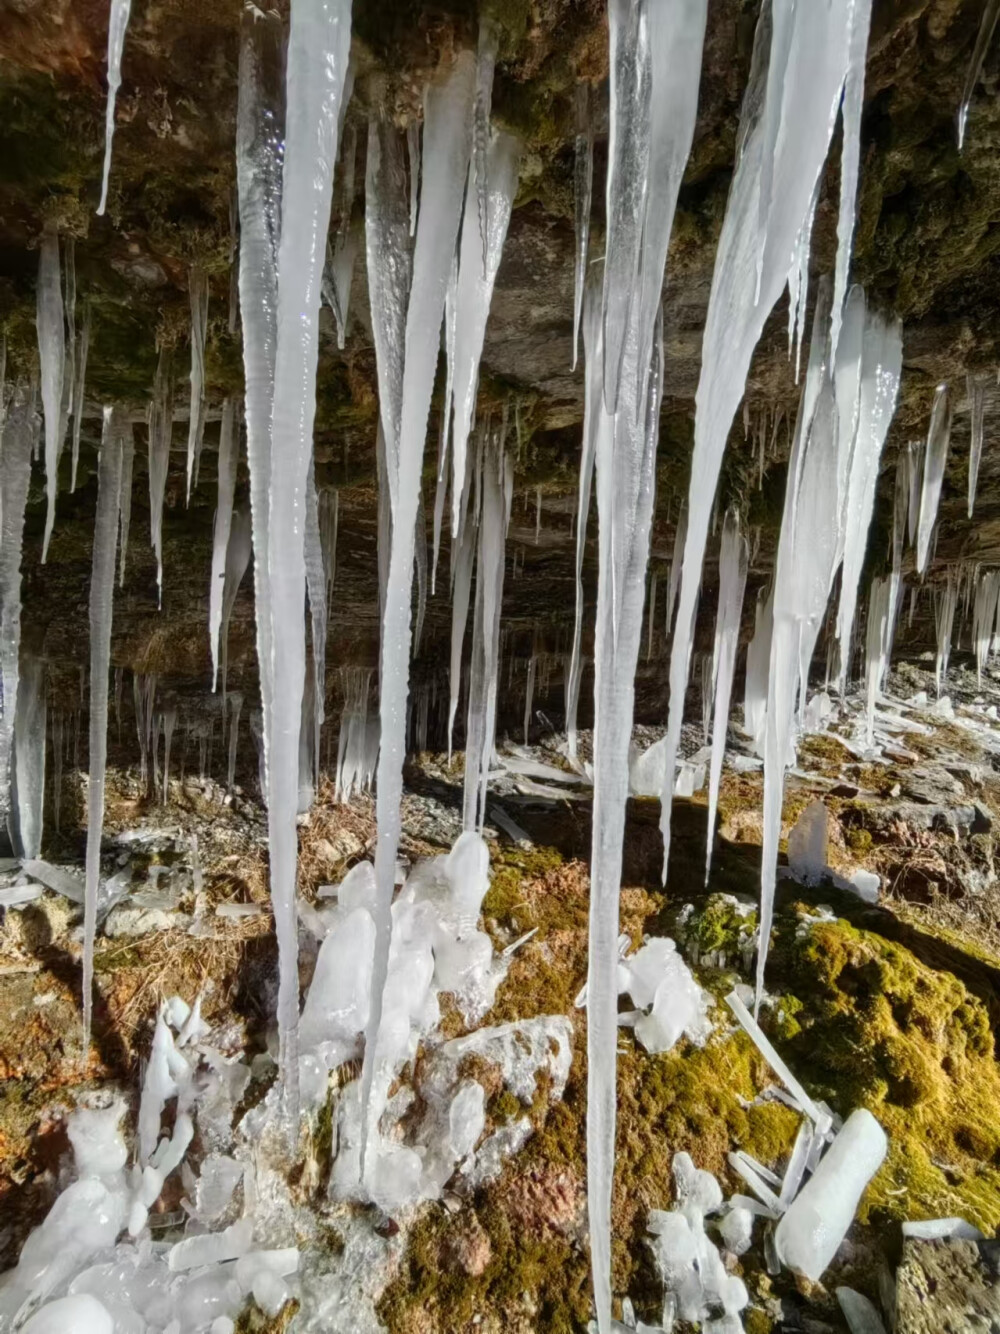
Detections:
[70, 301, 91, 494]
[915, 384, 952, 576]
[665, 503, 686, 637]
[37, 230, 64, 563]
[361, 51, 476, 1160]
[97, 0, 133, 214]
[0, 392, 34, 825]
[935, 572, 959, 696]
[265, 0, 351, 1104]
[82, 407, 125, 1044]
[304, 468, 328, 784]
[865, 574, 894, 741]
[967, 372, 986, 516]
[147, 345, 174, 604]
[318, 485, 339, 610]
[787, 800, 828, 886]
[117, 417, 134, 587]
[705, 509, 748, 880]
[617, 938, 712, 1054]
[572, 82, 593, 371]
[742, 588, 771, 757]
[9, 659, 46, 861]
[219, 510, 252, 706]
[209, 399, 238, 691]
[185, 265, 210, 503]
[957, 0, 1000, 148]
[335, 667, 377, 801]
[659, 0, 873, 884]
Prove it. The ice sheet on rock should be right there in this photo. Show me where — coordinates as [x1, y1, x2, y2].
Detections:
[363, 51, 476, 1165]
[915, 384, 952, 576]
[97, 0, 132, 214]
[185, 265, 209, 504]
[572, 82, 593, 371]
[83, 407, 124, 1046]
[706, 508, 748, 880]
[9, 659, 46, 861]
[37, 231, 64, 563]
[147, 344, 174, 604]
[775, 1109, 887, 1280]
[210, 399, 238, 690]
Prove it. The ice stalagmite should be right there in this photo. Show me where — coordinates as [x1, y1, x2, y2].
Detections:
[587, 310, 663, 1334]
[916, 384, 952, 576]
[0, 393, 35, 824]
[9, 658, 46, 862]
[957, 0, 1000, 149]
[659, 0, 864, 879]
[449, 130, 520, 537]
[117, 419, 133, 587]
[97, 0, 133, 214]
[236, 6, 283, 804]
[185, 266, 209, 504]
[209, 399, 238, 690]
[571, 83, 593, 372]
[147, 345, 174, 604]
[705, 509, 748, 881]
[305, 465, 328, 784]
[83, 407, 124, 1046]
[266, 0, 351, 1103]
[361, 52, 476, 1175]
[566, 272, 604, 761]
[37, 230, 65, 563]
[967, 372, 985, 517]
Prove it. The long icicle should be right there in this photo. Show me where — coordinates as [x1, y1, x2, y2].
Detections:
[97, 0, 133, 215]
[705, 507, 748, 881]
[118, 417, 134, 587]
[70, 303, 91, 493]
[266, 0, 352, 1111]
[571, 83, 593, 372]
[209, 399, 238, 689]
[37, 229, 65, 563]
[83, 406, 124, 1047]
[0, 392, 35, 827]
[185, 266, 210, 504]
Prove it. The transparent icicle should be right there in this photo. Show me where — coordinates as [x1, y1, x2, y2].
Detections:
[185, 266, 209, 504]
[957, 0, 1000, 149]
[414, 484, 429, 655]
[267, 0, 352, 1106]
[147, 344, 174, 605]
[571, 83, 593, 372]
[0, 393, 35, 825]
[83, 406, 124, 1047]
[9, 658, 46, 861]
[705, 508, 748, 881]
[865, 574, 893, 744]
[70, 303, 91, 494]
[743, 585, 772, 756]
[117, 417, 134, 587]
[449, 131, 521, 537]
[161, 706, 176, 805]
[228, 692, 243, 790]
[319, 486, 339, 612]
[660, 0, 861, 882]
[305, 464, 328, 784]
[361, 53, 476, 1174]
[236, 5, 283, 809]
[37, 229, 65, 563]
[220, 510, 253, 721]
[406, 119, 421, 238]
[62, 237, 76, 464]
[935, 572, 959, 696]
[432, 251, 459, 595]
[323, 218, 360, 349]
[906, 439, 922, 548]
[97, 0, 133, 215]
[915, 384, 952, 576]
[474, 17, 499, 276]
[645, 569, 657, 661]
[967, 372, 985, 517]
[665, 501, 687, 635]
[448, 520, 475, 761]
[830, 0, 874, 359]
[524, 651, 537, 745]
[210, 399, 238, 690]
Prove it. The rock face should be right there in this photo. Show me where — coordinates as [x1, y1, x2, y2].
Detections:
[897, 1237, 1000, 1333]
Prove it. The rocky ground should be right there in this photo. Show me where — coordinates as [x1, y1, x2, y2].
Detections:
[3, 654, 1000, 1330]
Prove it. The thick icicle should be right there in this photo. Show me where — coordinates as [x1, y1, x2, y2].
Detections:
[117, 418, 134, 587]
[957, 0, 1000, 149]
[209, 399, 238, 691]
[70, 304, 91, 494]
[660, 0, 863, 880]
[449, 131, 521, 537]
[915, 384, 952, 576]
[0, 392, 35, 825]
[9, 658, 46, 861]
[967, 372, 985, 517]
[37, 230, 65, 563]
[705, 509, 748, 881]
[743, 585, 772, 755]
[83, 407, 124, 1047]
[266, 0, 351, 1104]
[571, 83, 593, 372]
[360, 52, 476, 1177]
[185, 267, 209, 504]
[147, 345, 174, 604]
[97, 0, 133, 214]
[236, 5, 283, 810]
[305, 464, 328, 784]
[830, 0, 874, 358]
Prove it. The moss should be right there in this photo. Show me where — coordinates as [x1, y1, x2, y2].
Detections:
[233, 1299, 299, 1333]
[845, 827, 874, 856]
[743, 1308, 774, 1334]
[684, 893, 758, 961]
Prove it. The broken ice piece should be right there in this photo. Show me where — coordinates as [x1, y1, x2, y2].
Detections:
[725, 990, 828, 1130]
[672, 1151, 722, 1215]
[836, 1286, 888, 1334]
[901, 1217, 984, 1241]
[726, 1151, 781, 1214]
[718, 1204, 754, 1255]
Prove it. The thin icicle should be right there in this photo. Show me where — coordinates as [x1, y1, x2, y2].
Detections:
[0, 393, 35, 827]
[147, 345, 174, 605]
[37, 229, 65, 563]
[935, 572, 959, 696]
[221, 511, 253, 722]
[9, 658, 46, 861]
[97, 0, 133, 215]
[448, 519, 475, 761]
[645, 568, 657, 662]
[571, 83, 593, 372]
[319, 486, 339, 612]
[361, 52, 476, 1178]
[524, 651, 537, 745]
[915, 384, 952, 576]
[967, 372, 985, 517]
[406, 120, 421, 238]
[83, 406, 124, 1048]
[957, 0, 1000, 149]
[414, 484, 429, 655]
[705, 508, 748, 881]
[865, 574, 892, 744]
[118, 418, 134, 587]
[185, 266, 209, 505]
[267, 0, 352, 1108]
[62, 237, 76, 461]
[70, 303, 91, 494]
[305, 464, 328, 784]
[228, 692, 243, 790]
[665, 501, 686, 634]
[209, 399, 238, 690]
[432, 251, 459, 594]
[161, 706, 176, 805]
[474, 17, 499, 276]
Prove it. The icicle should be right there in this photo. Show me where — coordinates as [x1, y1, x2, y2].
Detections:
[62, 237, 76, 463]
[0, 392, 34, 826]
[161, 707, 176, 805]
[967, 372, 985, 517]
[972, 569, 1000, 684]
[406, 120, 421, 238]
[523, 652, 537, 745]
[474, 17, 499, 276]
[228, 692, 243, 790]
[97, 0, 133, 214]
[831, 1, 874, 357]
[534, 486, 542, 543]
[432, 252, 459, 594]
[185, 266, 209, 505]
[228, 187, 240, 336]
[236, 4, 283, 811]
[209, 400, 238, 690]
[219, 510, 253, 714]
[305, 465, 328, 783]
[660, 0, 867, 885]
[572, 83, 594, 372]
[117, 418, 134, 588]
[915, 384, 952, 576]
[449, 130, 521, 537]
[742, 585, 772, 756]
[414, 485, 429, 655]
[705, 508, 748, 881]
[864, 575, 892, 744]
[147, 345, 174, 605]
[448, 520, 475, 761]
[83, 406, 124, 1048]
[71, 304, 91, 493]
[665, 501, 687, 634]
[319, 487, 339, 612]
[52, 710, 65, 834]
[37, 229, 65, 563]
[645, 569, 657, 662]
[9, 658, 46, 861]
[361, 52, 476, 1176]
[935, 573, 959, 696]
[267, 0, 352, 1108]
[323, 219, 360, 349]
[957, 0, 1000, 149]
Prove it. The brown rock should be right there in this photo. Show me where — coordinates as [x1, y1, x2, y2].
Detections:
[444, 1216, 492, 1277]
[897, 1237, 1000, 1333]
